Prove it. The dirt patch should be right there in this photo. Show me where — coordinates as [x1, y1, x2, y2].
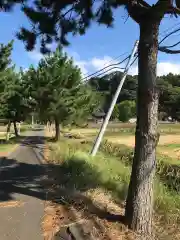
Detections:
[157, 147, 180, 160]
[0, 152, 6, 157]
[107, 136, 135, 147]
[70, 128, 98, 134]
[0, 200, 24, 208]
[107, 134, 180, 148]
[42, 188, 138, 240]
[42, 201, 69, 239]
[158, 135, 180, 145]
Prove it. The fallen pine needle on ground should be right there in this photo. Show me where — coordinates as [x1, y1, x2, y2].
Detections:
[0, 200, 24, 208]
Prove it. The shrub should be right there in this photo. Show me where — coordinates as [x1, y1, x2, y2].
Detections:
[118, 100, 136, 122]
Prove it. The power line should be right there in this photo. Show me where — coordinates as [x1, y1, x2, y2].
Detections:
[83, 23, 180, 84]
[159, 27, 180, 45]
[159, 21, 180, 46]
[82, 55, 130, 81]
[105, 51, 129, 65]
[87, 66, 124, 80]
[82, 51, 129, 80]
[159, 21, 180, 39]
[82, 54, 138, 86]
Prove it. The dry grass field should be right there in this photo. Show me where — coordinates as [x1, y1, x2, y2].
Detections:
[66, 122, 180, 162]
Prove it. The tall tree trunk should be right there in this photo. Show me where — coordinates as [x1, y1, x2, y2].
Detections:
[125, 21, 160, 237]
[13, 121, 19, 137]
[6, 121, 11, 141]
[54, 118, 60, 141]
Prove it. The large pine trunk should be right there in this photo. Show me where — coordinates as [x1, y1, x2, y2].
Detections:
[125, 21, 160, 237]
[54, 118, 60, 141]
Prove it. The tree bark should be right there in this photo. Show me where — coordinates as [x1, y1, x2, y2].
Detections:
[13, 121, 19, 137]
[54, 118, 60, 141]
[125, 21, 160, 238]
[6, 121, 11, 141]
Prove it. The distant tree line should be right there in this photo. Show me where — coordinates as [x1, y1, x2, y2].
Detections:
[89, 72, 180, 122]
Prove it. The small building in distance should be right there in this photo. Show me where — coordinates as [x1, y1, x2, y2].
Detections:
[128, 118, 136, 124]
[92, 110, 105, 123]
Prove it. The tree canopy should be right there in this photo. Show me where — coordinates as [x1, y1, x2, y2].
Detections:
[13, 0, 180, 54]
[23, 47, 100, 140]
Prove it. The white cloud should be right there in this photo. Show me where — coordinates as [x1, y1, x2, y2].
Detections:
[28, 43, 57, 62]
[90, 56, 116, 70]
[23, 67, 28, 72]
[75, 60, 89, 75]
[28, 49, 180, 78]
[157, 62, 180, 76]
[128, 65, 138, 76]
[27, 49, 119, 77]
[46, 42, 57, 51]
[66, 51, 89, 76]
[128, 62, 180, 76]
[77, 56, 118, 76]
[28, 50, 43, 62]
[68, 53, 121, 77]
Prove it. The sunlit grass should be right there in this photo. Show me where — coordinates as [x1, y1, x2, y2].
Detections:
[48, 138, 180, 234]
[0, 144, 15, 153]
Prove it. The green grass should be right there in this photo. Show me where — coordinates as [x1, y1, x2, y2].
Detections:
[99, 140, 180, 192]
[50, 139, 129, 200]
[48, 138, 180, 238]
[20, 124, 31, 132]
[160, 143, 180, 149]
[0, 144, 15, 152]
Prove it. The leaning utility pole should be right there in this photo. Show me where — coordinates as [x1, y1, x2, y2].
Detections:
[32, 114, 34, 128]
[91, 40, 139, 156]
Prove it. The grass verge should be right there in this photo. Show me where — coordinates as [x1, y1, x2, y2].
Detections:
[47, 138, 180, 239]
[0, 144, 16, 154]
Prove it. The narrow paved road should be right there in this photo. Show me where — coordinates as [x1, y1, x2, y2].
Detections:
[0, 130, 47, 240]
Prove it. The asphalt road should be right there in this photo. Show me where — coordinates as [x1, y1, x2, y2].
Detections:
[0, 130, 47, 240]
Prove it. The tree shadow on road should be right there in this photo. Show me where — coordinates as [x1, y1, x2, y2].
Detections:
[0, 154, 126, 213]
[0, 136, 128, 239]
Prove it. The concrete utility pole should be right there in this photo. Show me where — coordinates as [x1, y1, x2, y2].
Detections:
[91, 40, 139, 156]
[32, 114, 34, 128]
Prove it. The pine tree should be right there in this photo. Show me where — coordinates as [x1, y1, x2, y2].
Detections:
[0, 41, 28, 137]
[0, 41, 13, 124]
[0, 68, 28, 137]
[0, 41, 13, 71]
[24, 48, 99, 140]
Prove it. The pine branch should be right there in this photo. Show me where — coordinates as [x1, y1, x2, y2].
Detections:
[158, 27, 180, 54]
[159, 40, 180, 49]
[158, 46, 180, 54]
[153, 0, 180, 16]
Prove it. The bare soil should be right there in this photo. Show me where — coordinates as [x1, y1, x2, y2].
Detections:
[108, 134, 180, 147]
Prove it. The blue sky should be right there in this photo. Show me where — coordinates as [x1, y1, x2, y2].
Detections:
[0, 3, 180, 76]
